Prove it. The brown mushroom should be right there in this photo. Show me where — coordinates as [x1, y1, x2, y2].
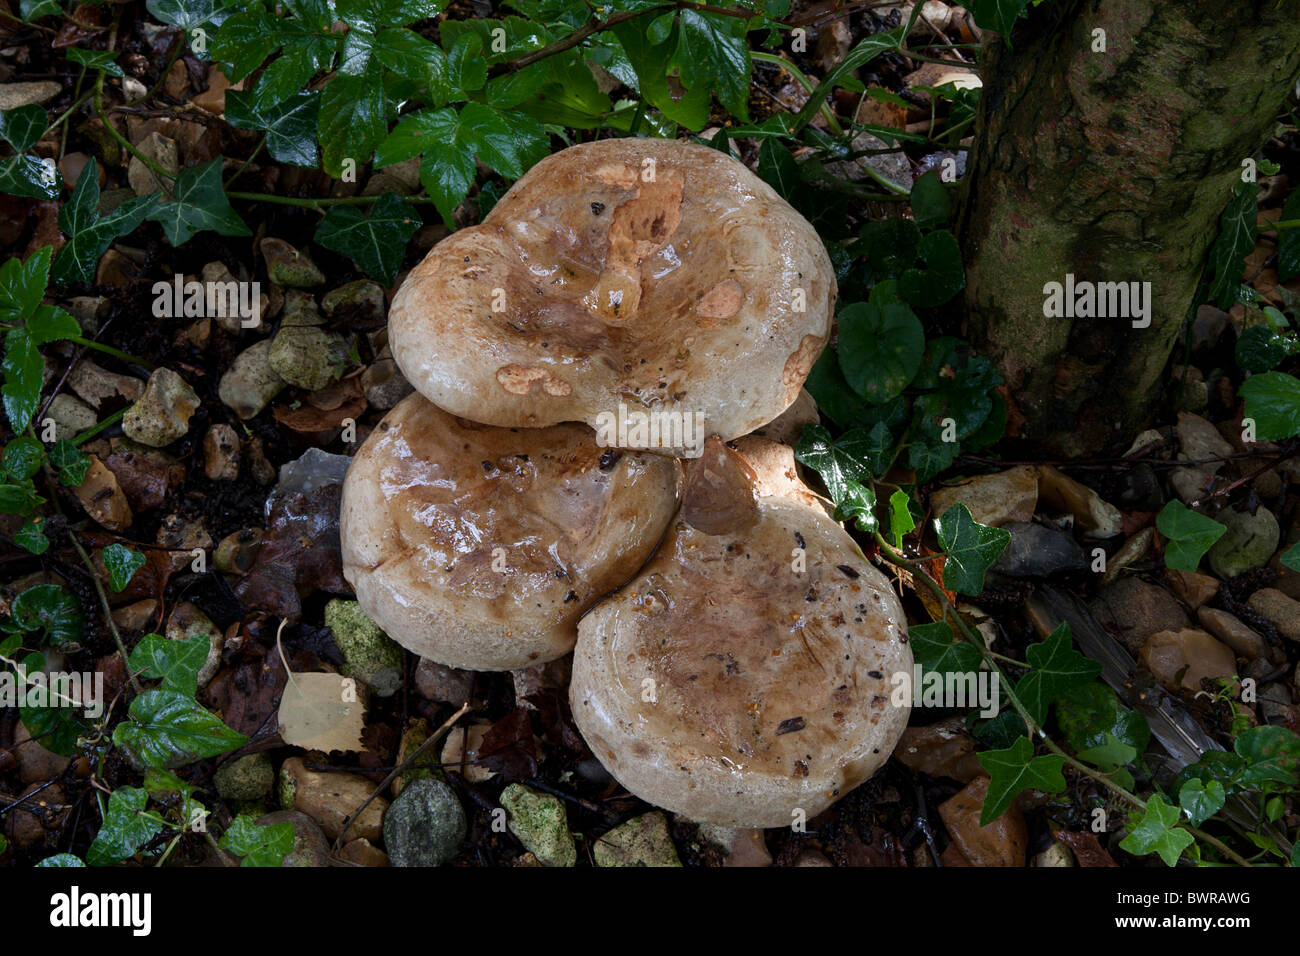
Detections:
[339, 393, 680, 670]
[569, 438, 912, 827]
[387, 139, 835, 456]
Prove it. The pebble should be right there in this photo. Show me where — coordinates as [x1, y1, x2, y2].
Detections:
[895, 716, 983, 783]
[361, 350, 414, 409]
[383, 778, 466, 867]
[127, 131, 178, 197]
[938, 776, 1027, 867]
[67, 360, 143, 409]
[1038, 465, 1123, 538]
[593, 812, 681, 867]
[1207, 507, 1280, 579]
[0, 81, 60, 110]
[1246, 589, 1300, 643]
[218, 340, 286, 419]
[261, 237, 324, 287]
[500, 784, 576, 867]
[1090, 577, 1191, 656]
[73, 456, 133, 531]
[1172, 412, 1233, 503]
[202, 424, 240, 481]
[12, 721, 70, 785]
[929, 465, 1038, 528]
[46, 394, 98, 440]
[1196, 607, 1270, 661]
[992, 522, 1087, 577]
[1140, 628, 1237, 694]
[214, 528, 263, 574]
[122, 368, 200, 447]
[339, 838, 389, 867]
[279, 757, 388, 843]
[322, 280, 386, 326]
[414, 657, 475, 706]
[214, 753, 274, 801]
[694, 823, 772, 867]
[322, 599, 403, 697]
[1163, 569, 1220, 609]
[268, 322, 348, 391]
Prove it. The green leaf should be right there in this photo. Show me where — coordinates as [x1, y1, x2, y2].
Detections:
[1055, 682, 1149, 770]
[612, 16, 711, 130]
[1233, 725, 1300, 790]
[1205, 182, 1257, 309]
[1119, 794, 1194, 866]
[319, 68, 390, 179]
[856, 219, 922, 280]
[86, 786, 163, 867]
[0, 104, 48, 152]
[888, 488, 915, 547]
[1235, 323, 1298, 373]
[128, 633, 209, 697]
[20, 0, 63, 21]
[794, 424, 876, 502]
[676, 10, 751, 121]
[49, 439, 90, 486]
[21, 700, 85, 755]
[1281, 541, 1300, 572]
[934, 503, 1010, 596]
[0, 153, 61, 199]
[792, 23, 905, 131]
[833, 478, 878, 532]
[1178, 778, 1226, 827]
[225, 89, 319, 167]
[15, 518, 50, 555]
[315, 192, 420, 287]
[1156, 500, 1227, 571]
[1013, 623, 1102, 727]
[803, 350, 872, 430]
[102, 543, 146, 592]
[1239, 371, 1300, 441]
[909, 620, 982, 677]
[2, 436, 45, 480]
[906, 439, 959, 484]
[960, 0, 1031, 40]
[218, 814, 293, 867]
[147, 158, 250, 245]
[837, 301, 925, 403]
[36, 853, 86, 867]
[113, 689, 248, 768]
[0, 479, 42, 514]
[976, 736, 1066, 825]
[11, 584, 83, 648]
[51, 159, 157, 285]
[0, 245, 54, 317]
[147, 0, 217, 31]
[899, 230, 965, 307]
[910, 170, 950, 230]
[756, 138, 800, 200]
[66, 48, 125, 78]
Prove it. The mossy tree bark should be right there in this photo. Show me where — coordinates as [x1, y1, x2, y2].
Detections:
[959, 0, 1300, 456]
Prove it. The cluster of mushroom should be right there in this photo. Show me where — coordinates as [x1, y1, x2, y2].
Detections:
[340, 139, 913, 828]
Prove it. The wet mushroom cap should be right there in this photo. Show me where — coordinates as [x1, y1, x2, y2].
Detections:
[569, 441, 912, 827]
[387, 138, 835, 456]
[340, 393, 680, 671]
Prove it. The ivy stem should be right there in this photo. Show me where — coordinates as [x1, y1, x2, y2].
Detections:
[71, 407, 126, 446]
[869, 532, 1252, 867]
[68, 335, 152, 370]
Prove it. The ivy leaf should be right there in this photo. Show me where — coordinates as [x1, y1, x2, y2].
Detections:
[0, 104, 48, 152]
[960, 0, 1031, 42]
[20, 0, 63, 21]
[1234, 322, 1298, 373]
[756, 138, 800, 200]
[906, 439, 959, 484]
[11, 584, 83, 648]
[146, 0, 218, 31]
[36, 853, 86, 867]
[1055, 682, 1149, 770]
[51, 159, 157, 285]
[889, 488, 915, 547]
[128, 632, 210, 697]
[102, 543, 146, 592]
[899, 230, 966, 307]
[225, 89, 319, 167]
[833, 479, 878, 532]
[1278, 190, 1300, 282]
[1204, 181, 1257, 309]
[66, 48, 125, 78]
[21, 693, 86, 754]
[910, 620, 982, 677]
[612, 15, 711, 130]
[910, 170, 950, 230]
[934, 502, 1010, 596]
[319, 68, 390, 179]
[1156, 500, 1227, 571]
[15, 518, 49, 554]
[2, 435, 44, 480]
[976, 736, 1067, 825]
[86, 786, 164, 867]
[1119, 794, 1194, 866]
[218, 814, 293, 867]
[49, 439, 90, 486]
[0, 153, 60, 199]
[1282, 542, 1300, 572]
[113, 689, 248, 768]
[1013, 623, 1102, 727]
[794, 424, 875, 502]
[837, 301, 925, 403]
[147, 158, 250, 245]
[315, 192, 420, 287]
[1239, 371, 1300, 441]
[1178, 778, 1226, 828]
[1233, 725, 1300, 790]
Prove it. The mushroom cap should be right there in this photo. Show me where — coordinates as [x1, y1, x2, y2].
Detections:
[340, 393, 680, 671]
[569, 441, 912, 827]
[388, 139, 835, 457]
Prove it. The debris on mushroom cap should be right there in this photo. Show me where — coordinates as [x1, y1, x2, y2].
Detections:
[339, 393, 680, 671]
[569, 438, 912, 828]
[387, 139, 836, 458]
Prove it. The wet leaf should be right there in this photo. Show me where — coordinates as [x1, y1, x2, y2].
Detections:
[1155, 500, 1226, 571]
[976, 735, 1066, 825]
[837, 301, 925, 403]
[934, 503, 1009, 596]
[86, 786, 163, 866]
[1119, 794, 1193, 866]
[218, 814, 293, 867]
[128, 632, 209, 697]
[113, 689, 248, 768]
[102, 543, 146, 592]
[277, 670, 366, 753]
[315, 192, 420, 285]
[147, 158, 250, 246]
[1013, 623, 1102, 727]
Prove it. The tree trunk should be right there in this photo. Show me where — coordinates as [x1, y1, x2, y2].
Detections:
[959, 0, 1300, 456]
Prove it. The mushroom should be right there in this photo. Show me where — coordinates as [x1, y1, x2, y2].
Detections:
[339, 393, 680, 670]
[569, 438, 913, 827]
[387, 139, 835, 457]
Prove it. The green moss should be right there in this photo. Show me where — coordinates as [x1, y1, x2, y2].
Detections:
[500, 784, 576, 867]
[323, 599, 404, 697]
